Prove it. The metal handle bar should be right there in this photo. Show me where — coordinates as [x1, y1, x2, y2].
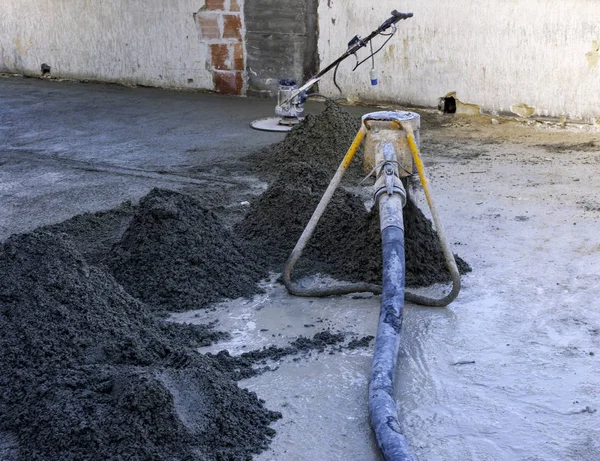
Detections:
[379, 10, 413, 32]
[278, 11, 413, 107]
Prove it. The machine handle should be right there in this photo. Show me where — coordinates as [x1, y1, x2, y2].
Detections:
[392, 10, 414, 20]
[378, 10, 413, 32]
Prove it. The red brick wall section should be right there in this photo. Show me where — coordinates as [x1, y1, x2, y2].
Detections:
[195, 0, 245, 95]
[204, 0, 225, 10]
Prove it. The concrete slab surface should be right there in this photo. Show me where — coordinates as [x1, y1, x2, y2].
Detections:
[2, 76, 599, 460]
[0, 76, 287, 238]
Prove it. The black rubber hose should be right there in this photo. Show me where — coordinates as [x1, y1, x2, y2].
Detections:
[369, 201, 415, 460]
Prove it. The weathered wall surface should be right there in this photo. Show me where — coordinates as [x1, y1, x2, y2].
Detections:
[318, 1, 600, 122]
[0, 0, 247, 94]
[3, 0, 599, 118]
[244, 0, 318, 97]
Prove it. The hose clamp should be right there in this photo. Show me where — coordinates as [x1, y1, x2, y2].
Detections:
[373, 172, 406, 207]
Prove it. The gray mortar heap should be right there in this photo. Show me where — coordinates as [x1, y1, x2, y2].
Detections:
[0, 100, 470, 461]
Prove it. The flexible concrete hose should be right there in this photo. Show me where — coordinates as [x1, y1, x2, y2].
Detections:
[368, 193, 415, 460]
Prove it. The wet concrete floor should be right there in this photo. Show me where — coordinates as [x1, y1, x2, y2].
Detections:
[0, 76, 286, 238]
[2, 76, 600, 460]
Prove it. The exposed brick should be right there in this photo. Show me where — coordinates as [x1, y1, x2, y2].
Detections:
[230, 0, 241, 12]
[204, 0, 225, 10]
[223, 14, 242, 39]
[214, 71, 243, 95]
[211, 44, 231, 70]
[196, 14, 220, 40]
[232, 42, 244, 70]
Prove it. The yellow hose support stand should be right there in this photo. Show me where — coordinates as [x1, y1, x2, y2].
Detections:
[402, 124, 461, 307]
[283, 117, 461, 307]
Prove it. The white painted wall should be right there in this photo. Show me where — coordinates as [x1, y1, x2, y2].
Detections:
[0, 0, 213, 90]
[318, 1, 600, 122]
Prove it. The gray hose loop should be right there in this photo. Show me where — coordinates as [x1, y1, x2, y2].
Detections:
[283, 194, 460, 307]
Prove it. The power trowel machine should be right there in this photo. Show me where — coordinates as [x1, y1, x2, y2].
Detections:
[257, 11, 463, 461]
[251, 10, 414, 132]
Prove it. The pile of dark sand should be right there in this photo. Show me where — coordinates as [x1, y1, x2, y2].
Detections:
[235, 162, 368, 273]
[0, 225, 374, 460]
[247, 100, 363, 179]
[108, 188, 267, 312]
[327, 197, 472, 287]
[0, 231, 280, 461]
[238, 102, 471, 286]
[237, 168, 470, 286]
[43, 202, 135, 266]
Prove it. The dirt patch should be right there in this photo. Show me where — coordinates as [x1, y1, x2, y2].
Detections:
[208, 331, 373, 381]
[578, 200, 600, 212]
[348, 335, 375, 349]
[0, 231, 280, 461]
[108, 188, 268, 312]
[423, 138, 492, 160]
[538, 140, 599, 153]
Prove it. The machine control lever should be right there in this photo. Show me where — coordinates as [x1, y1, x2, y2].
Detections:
[347, 35, 367, 54]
